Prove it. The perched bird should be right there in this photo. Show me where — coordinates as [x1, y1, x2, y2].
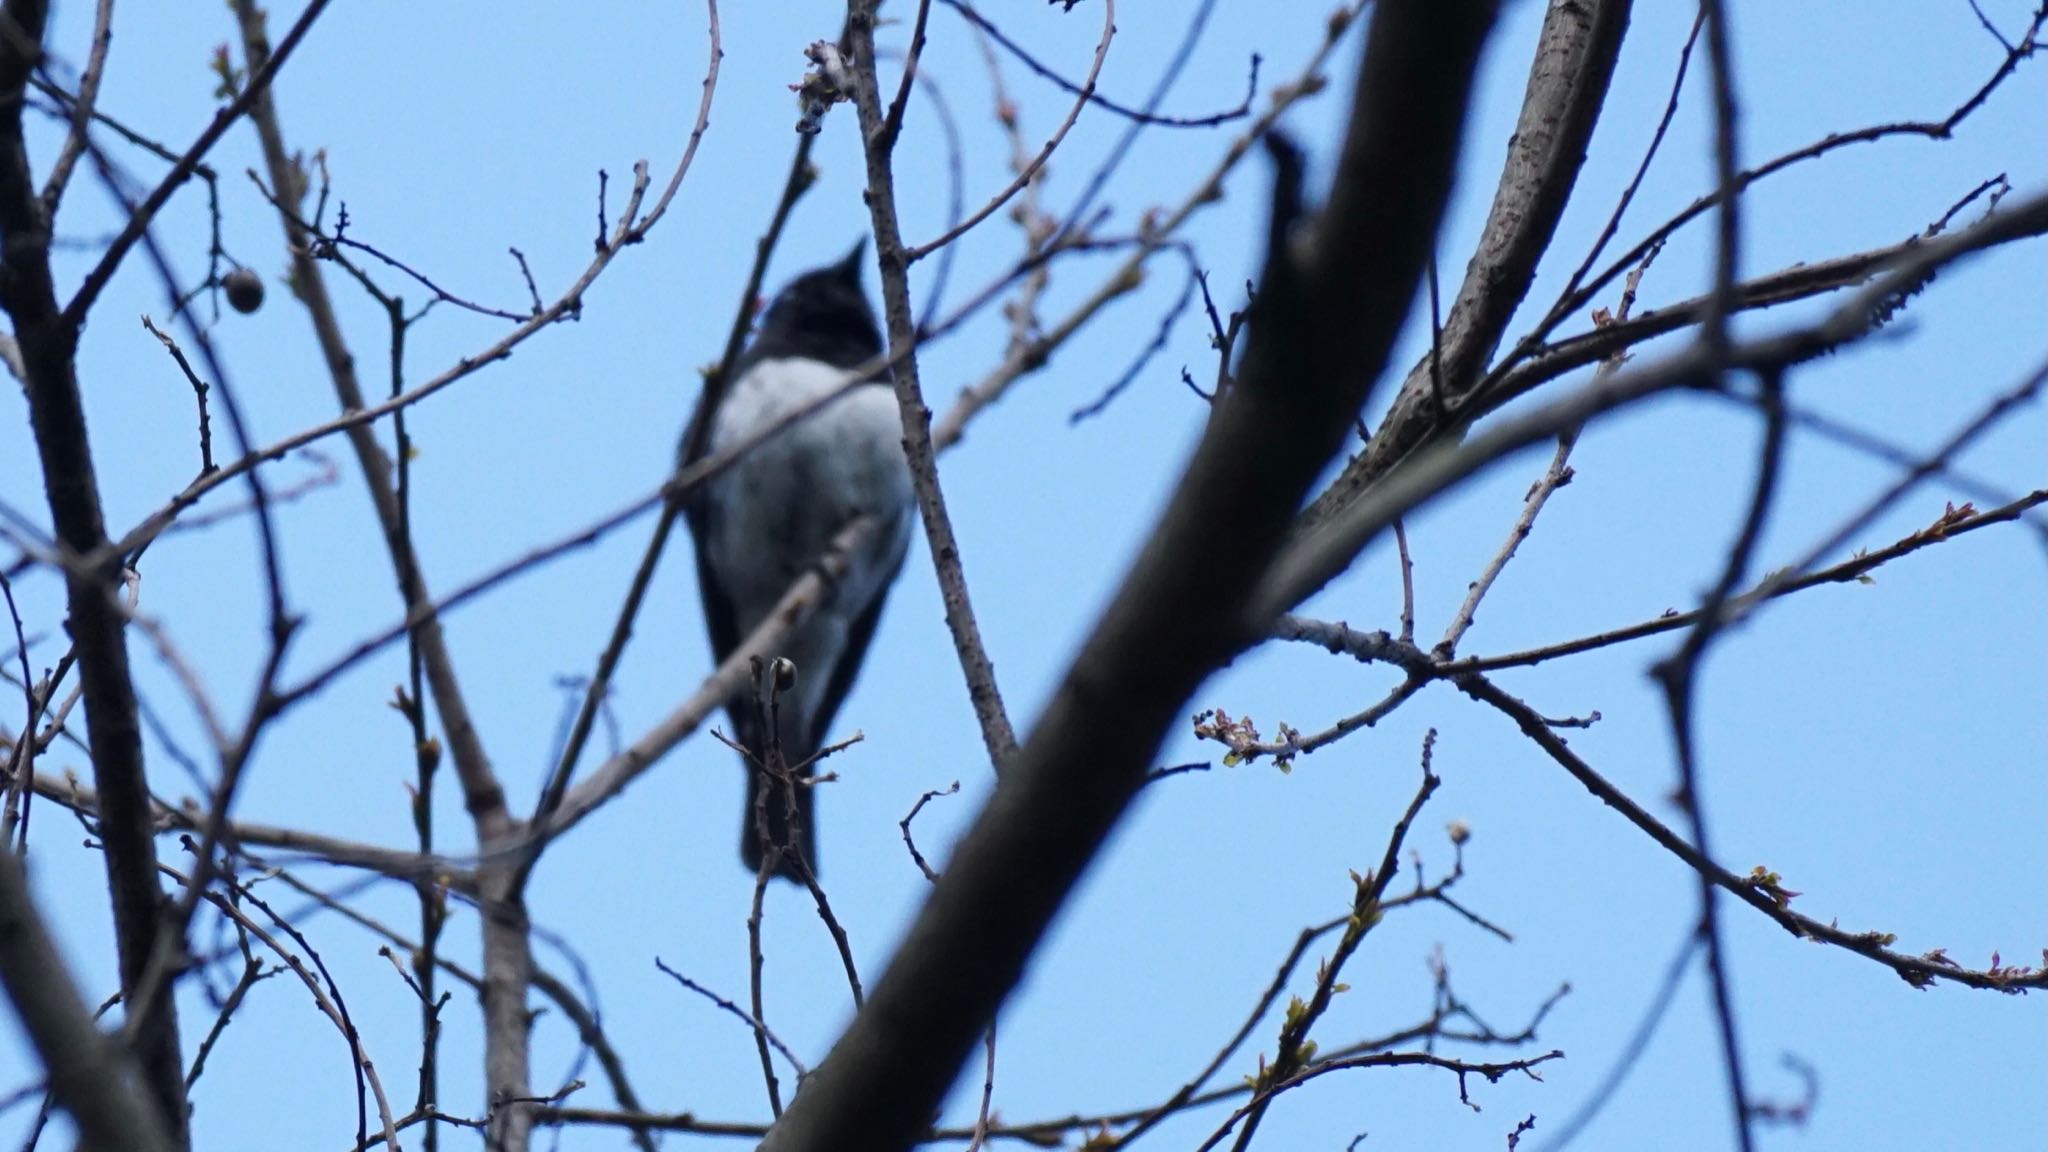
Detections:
[684, 240, 914, 882]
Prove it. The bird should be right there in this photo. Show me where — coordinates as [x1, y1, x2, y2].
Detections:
[683, 239, 914, 882]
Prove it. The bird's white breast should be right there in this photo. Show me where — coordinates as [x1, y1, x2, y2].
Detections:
[709, 358, 909, 508]
[703, 357, 914, 715]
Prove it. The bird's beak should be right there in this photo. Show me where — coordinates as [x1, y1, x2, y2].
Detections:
[832, 237, 868, 283]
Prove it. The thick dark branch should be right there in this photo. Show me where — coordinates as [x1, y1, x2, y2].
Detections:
[0, 851, 175, 1152]
[0, 1, 188, 1139]
[759, 5, 1500, 1149]
[1295, 0, 1632, 538]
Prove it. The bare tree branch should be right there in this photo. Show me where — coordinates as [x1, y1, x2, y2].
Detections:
[1458, 671, 2045, 992]
[760, 6, 1502, 1148]
[35, 0, 111, 215]
[0, 849, 176, 1152]
[850, 0, 1021, 769]
[225, 3, 526, 1143]
[1249, 187, 2048, 624]
[0, 1, 188, 1136]
[28, 770, 456, 883]
[1296, 0, 1633, 538]
[63, 0, 334, 327]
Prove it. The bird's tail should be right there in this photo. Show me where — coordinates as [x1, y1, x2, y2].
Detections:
[736, 705, 817, 883]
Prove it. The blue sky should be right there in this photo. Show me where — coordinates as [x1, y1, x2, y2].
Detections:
[1, 2, 2042, 1150]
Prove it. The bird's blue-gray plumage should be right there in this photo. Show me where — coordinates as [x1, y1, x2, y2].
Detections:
[685, 242, 913, 881]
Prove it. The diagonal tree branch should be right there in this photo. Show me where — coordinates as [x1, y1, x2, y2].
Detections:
[1458, 670, 2047, 993]
[35, 0, 111, 217]
[760, 5, 1501, 1148]
[0, 849, 176, 1152]
[1248, 185, 2048, 624]
[848, 0, 1020, 770]
[1295, 0, 1633, 539]
[1478, 229, 2039, 415]
[62, 0, 334, 327]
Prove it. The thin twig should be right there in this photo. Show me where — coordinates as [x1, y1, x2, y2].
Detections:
[65, 0, 335, 327]
[36, 0, 113, 215]
[1536, 933, 1700, 1152]
[655, 958, 808, 1081]
[139, 315, 215, 473]
[1446, 486, 2048, 674]
[904, 0, 1115, 262]
[1457, 671, 2045, 992]
[941, 0, 1255, 128]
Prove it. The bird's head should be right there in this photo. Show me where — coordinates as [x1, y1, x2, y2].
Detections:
[755, 238, 883, 366]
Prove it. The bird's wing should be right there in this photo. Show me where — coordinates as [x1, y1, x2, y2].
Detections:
[684, 452, 759, 756]
[689, 517, 740, 665]
[684, 342, 764, 666]
[806, 540, 908, 753]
